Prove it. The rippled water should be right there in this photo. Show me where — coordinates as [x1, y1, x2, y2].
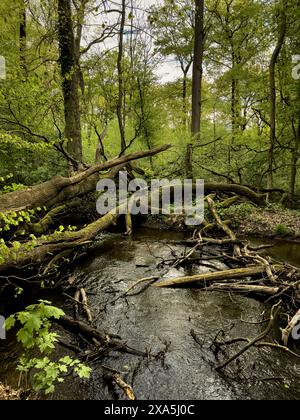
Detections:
[245, 236, 300, 267]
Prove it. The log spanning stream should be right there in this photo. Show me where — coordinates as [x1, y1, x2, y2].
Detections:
[0, 228, 300, 400]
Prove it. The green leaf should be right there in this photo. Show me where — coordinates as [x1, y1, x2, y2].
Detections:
[4, 315, 16, 331]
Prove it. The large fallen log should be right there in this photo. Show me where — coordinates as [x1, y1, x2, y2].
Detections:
[0, 144, 171, 213]
[204, 183, 265, 205]
[153, 265, 283, 288]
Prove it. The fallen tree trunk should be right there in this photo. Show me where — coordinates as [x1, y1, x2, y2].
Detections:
[59, 315, 146, 357]
[0, 204, 126, 273]
[204, 183, 265, 205]
[25, 198, 81, 235]
[153, 265, 283, 288]
[207, 283, 280, 295]
[0, 144, 171, 213]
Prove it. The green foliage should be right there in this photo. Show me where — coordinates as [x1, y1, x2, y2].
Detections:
[0, 209, 36, 233]
[5, 300, 91, 395]
[219, 203, 257, 223]
[274, 224, 291, 235]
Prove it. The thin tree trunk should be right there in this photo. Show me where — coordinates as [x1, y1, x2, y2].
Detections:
[137, 78, 154, 170]
[229, 51, 241, 179]
[19, 0, 27, 75]
[267, 2, 286, 190]
[182, 70, 188, 127]
[58, 0, 83, 170]
[289, 116, 300, 204]
[189, 0, 204, 178]
[181, 61, 192, 128]
[117, 0, 127, 154]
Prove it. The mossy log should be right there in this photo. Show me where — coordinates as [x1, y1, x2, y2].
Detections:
[0, 204, 126, 273]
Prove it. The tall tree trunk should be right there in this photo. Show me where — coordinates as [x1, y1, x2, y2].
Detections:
[267, 2, 286, 190]
[117, 0, 126, 154]
[58, 0, 83, 170]
[19, 0, 27, 75]
[182, 70, 188, 128]
[74, 0, 88, 96]
[137, 78, 154, 170]
[189, 0, 204, 178]
[228, 51, 241, 180]
[289, 116, 300, 204]
[181, 61, 192, 128]
[229, 74, 236, 175]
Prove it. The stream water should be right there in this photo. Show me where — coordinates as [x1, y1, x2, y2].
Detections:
[0, 228, 300, 400]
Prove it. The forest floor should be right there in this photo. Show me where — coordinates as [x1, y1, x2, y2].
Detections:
[0, 383, 22, 400]
[143, 206, 300, 239]
[236, 207, 300, 239]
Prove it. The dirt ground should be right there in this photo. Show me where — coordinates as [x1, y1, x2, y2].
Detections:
[0, 383, 21, 400]
[238, 208, 300, 238]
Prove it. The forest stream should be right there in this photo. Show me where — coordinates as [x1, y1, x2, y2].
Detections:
[1, 228, 300, 400]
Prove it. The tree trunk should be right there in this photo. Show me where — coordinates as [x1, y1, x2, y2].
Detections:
[19, 0, 27, 75]
[229, 54, 236, 175]
[58, 0, 83, 169]
[182, 70, 188, 127]
[137, 78, 154, 170]
[186, 143, 193, 179]
[117, 0, 127, 154]
[191, 0, 204, 138]
[289, 116, 300, 204]
[189, 0, 204, 178]
[181, 63, 192, 128]
[267, 2, 286, 190]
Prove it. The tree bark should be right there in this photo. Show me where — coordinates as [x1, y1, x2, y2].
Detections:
[191, 0, 204, 138]
[267, 2, 286, 190]
[189, 0, 205, 178]
[117, 0, 127, 154]
[289, 116, 300, 204]
[58, 0, 83, 169]
[181, 61, 192, 128]
[19, 0, 27, 75]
